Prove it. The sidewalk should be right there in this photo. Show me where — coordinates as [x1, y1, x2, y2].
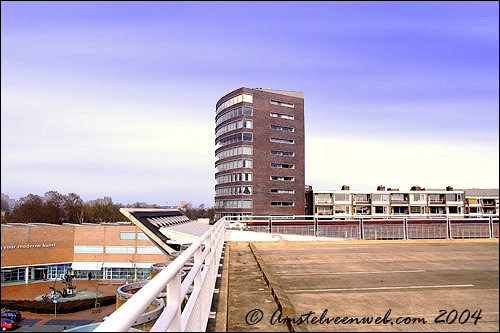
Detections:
[1, 279, 125, 300]
[21, 303, 116, 323]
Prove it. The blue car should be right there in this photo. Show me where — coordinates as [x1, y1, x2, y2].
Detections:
[1, 311, 21, 323]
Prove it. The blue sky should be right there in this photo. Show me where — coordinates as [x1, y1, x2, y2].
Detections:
[1, 1, 498, 206]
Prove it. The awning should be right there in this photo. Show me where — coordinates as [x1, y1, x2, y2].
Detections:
[72, 262, 103, 271]
[102, 262, 155, 269]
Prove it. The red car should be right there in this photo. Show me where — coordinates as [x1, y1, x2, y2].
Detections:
[1, 319, 18, 331]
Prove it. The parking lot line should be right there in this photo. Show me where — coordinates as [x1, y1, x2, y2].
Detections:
[276, 269, 426, 276]
[287, 284, 475, 293]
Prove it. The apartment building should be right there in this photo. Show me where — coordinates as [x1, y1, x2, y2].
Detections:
[463, 188, 500, 216]
[312, 185, 495, 218]
[214, 88, 305, 219]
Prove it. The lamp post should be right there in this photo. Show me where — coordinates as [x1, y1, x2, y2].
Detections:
[53, 295, 58, 317]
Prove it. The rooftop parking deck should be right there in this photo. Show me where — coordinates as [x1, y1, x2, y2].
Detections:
[218, 239, 499, 332]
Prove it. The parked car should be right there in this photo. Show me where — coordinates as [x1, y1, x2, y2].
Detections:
[1, 311, 21, 323]
[1, 319, 18, 331]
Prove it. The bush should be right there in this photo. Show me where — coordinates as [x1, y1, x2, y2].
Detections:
[1, 296, 115, 314]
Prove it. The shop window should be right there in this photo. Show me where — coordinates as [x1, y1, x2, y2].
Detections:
[120, 231, 136, 240]
[137, 232, 148, 240]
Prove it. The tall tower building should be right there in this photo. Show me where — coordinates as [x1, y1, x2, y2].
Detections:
[214, 88, 305, 220]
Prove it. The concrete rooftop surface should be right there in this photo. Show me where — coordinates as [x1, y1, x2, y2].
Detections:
[215, 239, 499, 332]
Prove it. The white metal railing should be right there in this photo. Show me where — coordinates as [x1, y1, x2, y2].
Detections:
[224, 215, 499, 240]
[223, 214, 499, 220]
[94, 218, 226, 332]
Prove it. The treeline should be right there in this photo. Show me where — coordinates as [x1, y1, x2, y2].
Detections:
[181, 206, 215, 221]
[1, 191, 214, 224]
[3, 191, 122, 224]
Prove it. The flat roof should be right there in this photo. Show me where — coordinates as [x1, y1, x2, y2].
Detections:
[1, 222, 133, 227]
[253, 88, 304, 99]
[221, 240, 499, 332]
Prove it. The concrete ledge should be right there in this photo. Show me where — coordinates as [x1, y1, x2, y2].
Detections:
[234, 238, 498, 247]
[248, 243, 308, 332]
[214, 242, 229, 332]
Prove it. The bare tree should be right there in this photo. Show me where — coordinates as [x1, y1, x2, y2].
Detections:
[65, 193, 85, 223]
[1, 198, 9, 211]
[8, 194, 45, 223]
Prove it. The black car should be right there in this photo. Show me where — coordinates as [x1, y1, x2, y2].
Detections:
[1, 311, 21, 323]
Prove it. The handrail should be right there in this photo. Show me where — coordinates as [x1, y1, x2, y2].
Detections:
[94, 218, 226, 332]
[224, 215, 498, 240]
[224, 214, 499, 220]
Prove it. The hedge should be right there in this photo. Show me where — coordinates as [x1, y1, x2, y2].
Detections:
[1, 296, 115, 314]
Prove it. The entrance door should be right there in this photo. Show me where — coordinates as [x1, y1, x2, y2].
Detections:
[33, 267, 48, 280]
[48, 266, 58, 280]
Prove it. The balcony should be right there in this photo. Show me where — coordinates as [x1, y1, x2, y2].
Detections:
[429, 200, 445, 204]
[391, 200, 409, 205]
[316, 200, 333, 205]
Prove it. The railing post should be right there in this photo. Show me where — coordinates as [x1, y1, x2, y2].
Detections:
[167, 271, 182, 332]
[489, 216, 493, 239]
[314, 215, 318, 237]
[209, 232, 214, 259]
[194, 247, 202, 289]
[360, 218, 364, 240]
[403, 217, 407, 240]
[447, 217, 452, 239]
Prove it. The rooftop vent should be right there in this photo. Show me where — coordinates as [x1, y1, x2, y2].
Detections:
[341, 185, 350, 190]
[446, 186, 454, 191]
[377, 185, 386, 191]
[410, 186, 422, 191]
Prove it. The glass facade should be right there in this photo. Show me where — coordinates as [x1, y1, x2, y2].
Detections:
[216, 146, 253, 161]
[217, 132, 253, 147]
[47, 263, 73, 279]
[73, 269, 105, 280]
[1, 267, 25, 283]
[216, 93, 253, 115]
[216, 172, 253, 184]
[216, 186, 252, 197]
[1, 263, 72, 283]
[216, 159, 253, 172]
[104, 268, 150, 281]
[215, 199, 252, 209]
[0, 266, 153, 282]
[215, 119, 253, 138]
[216, 106, 253, 127]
